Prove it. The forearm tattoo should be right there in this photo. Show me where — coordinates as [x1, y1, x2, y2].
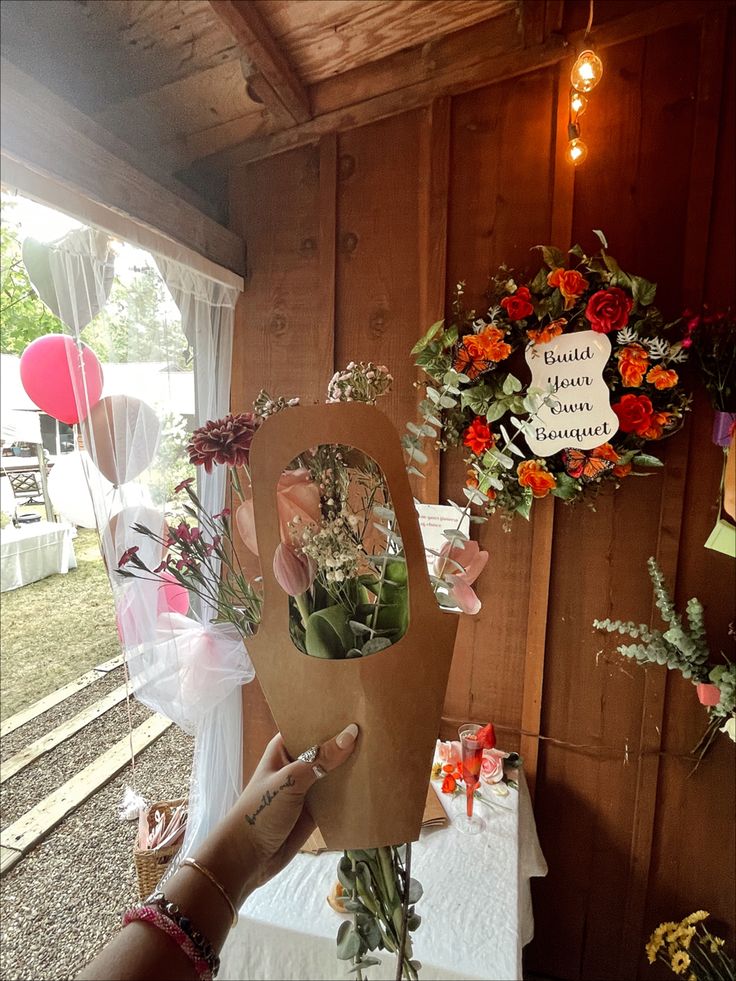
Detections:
[244, 775, 296, 826]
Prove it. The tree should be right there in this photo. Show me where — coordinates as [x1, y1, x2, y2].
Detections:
[0, 196, 63, 354]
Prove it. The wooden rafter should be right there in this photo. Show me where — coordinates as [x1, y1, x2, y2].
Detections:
[1, 61, 245, 277]
[207, 0, 311, 125]
[194, 0, 724, 172]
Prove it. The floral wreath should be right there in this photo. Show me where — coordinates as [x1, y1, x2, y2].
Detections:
[409, 232, 691, 518]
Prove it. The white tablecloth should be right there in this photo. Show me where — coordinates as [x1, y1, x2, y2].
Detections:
[220, 776, 547, 981]
[0, 521, 77, 592]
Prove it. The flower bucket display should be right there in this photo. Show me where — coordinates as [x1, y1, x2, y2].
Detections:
[243, 403, 459, 849]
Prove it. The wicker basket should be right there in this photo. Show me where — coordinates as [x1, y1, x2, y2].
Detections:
[134, 798, 187, 900]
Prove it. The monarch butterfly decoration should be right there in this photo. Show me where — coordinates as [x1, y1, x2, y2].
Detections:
[561, 445, 618, 482]
[453, 343, 494, 380]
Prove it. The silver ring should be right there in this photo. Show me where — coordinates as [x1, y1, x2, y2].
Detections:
[312, 764, 327, 780]
[297, 744, 320, 765]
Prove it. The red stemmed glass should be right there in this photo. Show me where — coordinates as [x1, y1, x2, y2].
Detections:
[456, 723, 485, 835]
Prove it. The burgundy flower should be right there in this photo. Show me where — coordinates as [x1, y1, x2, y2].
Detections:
[188, 413, 259, 473]
[118, 546, 140, 568]
[174, 477, 195, 493]
[212, 508, 231, 520]
[153, 559, 169, 573]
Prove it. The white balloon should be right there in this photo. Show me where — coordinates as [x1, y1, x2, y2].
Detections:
[48, 451, 152, 529]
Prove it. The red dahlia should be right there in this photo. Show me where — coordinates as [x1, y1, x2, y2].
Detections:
[188, 413, 259, 473]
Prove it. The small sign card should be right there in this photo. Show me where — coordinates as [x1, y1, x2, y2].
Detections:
[524, 330, 620, 456]
[415, 502, 470, 579]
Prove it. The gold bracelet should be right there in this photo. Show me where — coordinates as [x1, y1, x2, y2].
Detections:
[181, 857, 239, 927]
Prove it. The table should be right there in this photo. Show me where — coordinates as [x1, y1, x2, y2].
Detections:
[0, 521, 77, 592]
[220, 776, 547, 981]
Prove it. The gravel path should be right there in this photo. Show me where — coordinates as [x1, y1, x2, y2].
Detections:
[1, 664, 195, 981]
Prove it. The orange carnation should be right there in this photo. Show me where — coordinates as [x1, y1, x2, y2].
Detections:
[640, 410, 673, 440]
[646, 364, 679, 389]
[478, 326, 512, 362]
[454, 333, 490, 379]
[594, 442, 619, 462]
[547, 268, 589, 309]
[441, 774, 457, 794]
[517, 460, 557, 498]
[527, 318, 566, 345]
[617, 344, 649, 388]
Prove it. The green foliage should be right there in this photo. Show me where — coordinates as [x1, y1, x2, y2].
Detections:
[0, 197, 63, 353]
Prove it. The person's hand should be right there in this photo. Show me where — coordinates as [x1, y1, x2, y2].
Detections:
[197, 724, 359, 904]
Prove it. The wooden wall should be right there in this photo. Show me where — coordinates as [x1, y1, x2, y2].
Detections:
[228, 5, 735, 978]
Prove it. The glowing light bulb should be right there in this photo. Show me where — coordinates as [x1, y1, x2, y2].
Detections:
[570, 91, 588, 117]
[571, 50, 603, 93]
[565, 138, 588, 166]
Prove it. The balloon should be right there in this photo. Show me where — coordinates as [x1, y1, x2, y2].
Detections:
[22, 230, 114, 330]
[102, 505, 167, 572]
[83, 394, 161, 486]
[48, 451, 151, 528]
[20, 334, 103, 425]
[157, 572, 189, 615]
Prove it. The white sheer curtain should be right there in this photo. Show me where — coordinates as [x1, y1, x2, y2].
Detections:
[35, 224, 251, 859]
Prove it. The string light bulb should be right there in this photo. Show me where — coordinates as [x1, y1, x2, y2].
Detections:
[565, 138, 589, 166]
[570, 90, 588, 118]
[571, 49, 604, 92]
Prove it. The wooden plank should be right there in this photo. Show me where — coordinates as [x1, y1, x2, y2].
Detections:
[195, 0, 719, 170]
[617, 13, 728, 981]
[318, 133, 338, 374]
[94, 654, 126, 674]
[519, 496, 555, 797]
[1, 62, 245, 277]
[207, 0, 312, 124]
[0, 715, 172, 875]
[416, 97, 451, 505]
[256, 0, 513, 85]
[1, 685, 129, 784]
[0, 657, 123, 738]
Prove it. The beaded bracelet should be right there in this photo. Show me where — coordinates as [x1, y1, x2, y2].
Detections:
[123, 892, 220, 980]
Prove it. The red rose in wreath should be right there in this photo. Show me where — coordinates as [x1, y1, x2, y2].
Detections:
[463, 417, 495, 455]
[501, 286, 534, 321]
[585, 287, 633, 333]
[612, 393, 654, 435]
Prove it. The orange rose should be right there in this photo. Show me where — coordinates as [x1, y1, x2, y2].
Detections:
[640, 410, 673, 440]
[547, 268, 590, 309]
[646, 364, 679, 389]
[441, 774, 457, 794]
[478, 326, 512, 362]
[617, 344, 649, 387]
[594, 442, 619, 462]
[613, 461, 633, 478]
[517, 460, 557, 498]
[527, 318, 566, 345]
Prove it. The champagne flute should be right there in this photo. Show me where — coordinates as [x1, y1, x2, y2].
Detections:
[456, 723, 485, 835]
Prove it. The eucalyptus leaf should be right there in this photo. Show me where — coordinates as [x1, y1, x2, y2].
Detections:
[336, 922, 362, 960]
[633, 453, 664, 467]
[408, 878, 424, 903]
[348, 958, 382, 973]
[486, 401, 507, 422]
[362, 636, 393, 656]
[502, 373, 522, 395]
[592, 228, 609, 249]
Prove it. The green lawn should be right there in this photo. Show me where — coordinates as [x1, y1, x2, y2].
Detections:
[0, 527, 120, 720]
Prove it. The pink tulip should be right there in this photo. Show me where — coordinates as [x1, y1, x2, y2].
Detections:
[437, 740, 462, 766]
[435, 538, 488, 584]
[273, 542, 316, 596]
[236, 468, 321, 555]
[435, 539, 488, 614]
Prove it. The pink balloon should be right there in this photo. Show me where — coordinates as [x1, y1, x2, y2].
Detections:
[20, 334, 103, 425]
[157, 572, 190, 615]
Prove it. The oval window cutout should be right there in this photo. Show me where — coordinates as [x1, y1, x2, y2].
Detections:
[271, 444, 409, 659]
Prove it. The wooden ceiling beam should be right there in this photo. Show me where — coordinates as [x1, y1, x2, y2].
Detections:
[207, 0, 312, 125]
[1, 61, 245, 277]
[192, 0, 723, 173]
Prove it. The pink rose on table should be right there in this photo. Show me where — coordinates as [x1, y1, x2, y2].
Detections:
[480, 749, 506, 784]
[437, 739, 462, 767]
[585, 286, 633, 333]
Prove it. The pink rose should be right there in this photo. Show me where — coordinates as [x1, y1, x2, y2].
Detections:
[437, 740, 462, 767]
[480, 748, 505, 784]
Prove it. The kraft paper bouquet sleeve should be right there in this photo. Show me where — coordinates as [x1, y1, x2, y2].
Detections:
[243, 403, 459, 850]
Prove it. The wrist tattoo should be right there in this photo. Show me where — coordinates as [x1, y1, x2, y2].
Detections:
[244, 775, 296, 826]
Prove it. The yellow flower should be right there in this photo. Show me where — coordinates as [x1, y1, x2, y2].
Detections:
[671, 950, 690, 975]
[710, 937, 725, 953]
[655, 921, 680, 938]
[687, 974, 696, 981]
[677, 926, 696, 949]
[646, 935, 664, 963]
[431, 762, 442, 780]
[685, 910, 709, 925]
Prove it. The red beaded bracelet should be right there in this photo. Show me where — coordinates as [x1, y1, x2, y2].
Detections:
[123, 904, 214, 980]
